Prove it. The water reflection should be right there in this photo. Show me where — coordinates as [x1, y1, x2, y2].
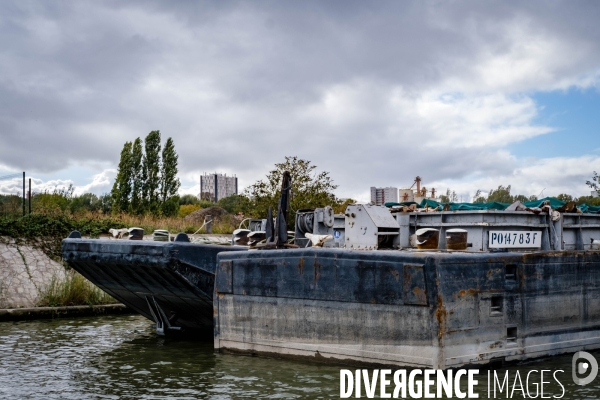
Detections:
[0, 315, 339, 399]
[1, 315, 600, 399]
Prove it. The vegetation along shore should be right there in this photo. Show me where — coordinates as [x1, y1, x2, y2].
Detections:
[1, 130, 599, 314]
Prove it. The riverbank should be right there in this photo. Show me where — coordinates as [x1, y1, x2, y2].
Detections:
[0, 236, 66, 308]
[1, 236, 121, 313]
[0, 303, 133, 322]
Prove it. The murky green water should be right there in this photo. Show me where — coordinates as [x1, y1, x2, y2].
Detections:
[1, 315, 600, 399]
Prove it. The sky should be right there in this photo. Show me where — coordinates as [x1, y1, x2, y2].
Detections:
[0, 1, 599, 203]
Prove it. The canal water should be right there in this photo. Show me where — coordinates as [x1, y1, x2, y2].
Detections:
[1, 314, 600, 399]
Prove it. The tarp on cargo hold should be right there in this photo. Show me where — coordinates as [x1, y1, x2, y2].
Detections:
[521, 197, 566, 209]
[385, 196, 600, 213]
[385, 199, 508, 210]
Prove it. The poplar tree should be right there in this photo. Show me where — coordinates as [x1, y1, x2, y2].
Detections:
[142, 130, 162, 214]
[129, 137, 144, 214]
[111, 130, 181, 217]
[111, 141, 133, 213]
[160, 137, 181, 216]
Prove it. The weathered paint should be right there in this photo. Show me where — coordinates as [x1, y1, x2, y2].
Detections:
[62, 238, 245, 335]
[214, 248, 600, 368]
[61, 236, 600, 368]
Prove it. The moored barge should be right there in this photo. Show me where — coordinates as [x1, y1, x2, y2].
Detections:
[62, 182, 600, 367]
[212, 200, 600, 368]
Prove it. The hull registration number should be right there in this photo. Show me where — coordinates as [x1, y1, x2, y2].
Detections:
[489, 231, 542, 248]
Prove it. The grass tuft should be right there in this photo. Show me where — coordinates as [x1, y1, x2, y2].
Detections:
[37, 270, 118, 307]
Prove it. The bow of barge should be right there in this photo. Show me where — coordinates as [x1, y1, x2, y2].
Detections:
[62, 236, 245, 336]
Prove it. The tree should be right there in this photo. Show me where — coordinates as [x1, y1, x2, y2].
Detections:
[111, 141, 133, 213]
[70, 193, 100, 214]
[98, 193, 112, 214]
[159, 137, 180, 216]
[439, 189, 458, 203]
[487, 185, 513, 203]
[587, 171, 599, 191]
[472, 189, 486, 203]
[577, 196, 600, 206]
[142, 130, 162, 214]
[111, 131, 181, 217]
[334, 198, 355, 214]
[217, 194, 252, 214]
[244, 156, 338, 225]
[556, 193, 574, 203]
[513, 194, 530, 203]
[130, 138, 144, 214]
[179, 194, 200, 205]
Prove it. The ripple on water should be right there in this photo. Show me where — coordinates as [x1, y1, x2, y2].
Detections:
[0, 315, 344, 399]
[3, 315, 600, 399]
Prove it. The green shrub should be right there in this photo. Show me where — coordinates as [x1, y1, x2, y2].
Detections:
[178, 204, 201, 218]
[179, 194, 200, 205]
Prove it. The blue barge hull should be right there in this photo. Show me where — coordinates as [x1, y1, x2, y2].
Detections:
[214, 248, 600, 368]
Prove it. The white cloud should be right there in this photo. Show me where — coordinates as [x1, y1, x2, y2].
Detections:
[0, 169, 116, 198]
[427, 155, 600, 201]
[1, 2, 600, 205]
[72, 169, 116, 196]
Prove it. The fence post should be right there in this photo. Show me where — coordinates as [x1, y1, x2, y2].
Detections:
[28, 178, 31, 214]
[22, 171, 25, 217]
[204, 216, 213, 234]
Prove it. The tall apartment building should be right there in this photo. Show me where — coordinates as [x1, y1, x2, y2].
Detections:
[200, 173, 238, 202]
[370, 186, 398, 206]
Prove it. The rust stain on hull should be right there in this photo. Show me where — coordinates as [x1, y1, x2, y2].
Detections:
[298, 257, 304, 275]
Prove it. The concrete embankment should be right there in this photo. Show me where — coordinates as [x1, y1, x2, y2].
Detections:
[0, 237, 133, 321]
[0, 237, 66, 308]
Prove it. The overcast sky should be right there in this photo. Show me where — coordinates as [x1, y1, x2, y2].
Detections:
[1, 1, 599, 202]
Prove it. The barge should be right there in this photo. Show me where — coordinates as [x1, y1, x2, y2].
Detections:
[62, 176, 600, 368]
[62, 233, 245, 336]
[214, 247, 600, 369]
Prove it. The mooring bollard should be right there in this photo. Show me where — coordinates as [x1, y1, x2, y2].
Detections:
[204, 217, 212, 234]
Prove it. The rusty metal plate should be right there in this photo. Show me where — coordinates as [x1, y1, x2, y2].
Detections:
[403, 264, 428, 306]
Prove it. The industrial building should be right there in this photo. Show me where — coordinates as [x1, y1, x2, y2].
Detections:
[200, 173, 238, 202]
[372, 177, 439, 205]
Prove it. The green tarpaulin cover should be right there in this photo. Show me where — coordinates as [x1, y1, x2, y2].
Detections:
[384, 197, 600, 213]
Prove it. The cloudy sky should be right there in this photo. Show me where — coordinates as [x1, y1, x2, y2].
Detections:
[1, 1, 599, 202]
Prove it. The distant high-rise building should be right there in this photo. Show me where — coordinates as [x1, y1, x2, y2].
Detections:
[370, 187, 398, 206]
[593, 191, 599, 198]
[200, 173, 238, 202]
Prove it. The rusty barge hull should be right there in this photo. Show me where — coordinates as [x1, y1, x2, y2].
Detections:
[62, 239, 245, 336]
[213, 248, 600, 369]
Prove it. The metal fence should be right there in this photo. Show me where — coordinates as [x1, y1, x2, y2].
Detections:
[0, 172, 28, 217]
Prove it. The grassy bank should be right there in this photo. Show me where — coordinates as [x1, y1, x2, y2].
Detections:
[37, 270, 119, 307]
[115, 212, 238, 235]
[0, 211, 237, 260]
[0, 208, 238, 307]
